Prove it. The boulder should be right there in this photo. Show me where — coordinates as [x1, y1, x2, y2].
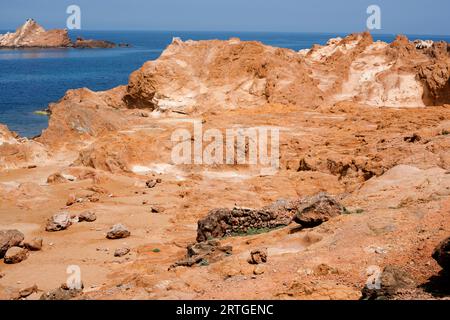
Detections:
[45, 212, 72, 232]
[23, 238, 43, 251]
[78, 211, 97, 222]
[106, 224, 130, 239]
[432, 237, 450, 272]
[248, 248, 268, 265]
[293, 193, 344, 228]
[4, 247, 28, 264]
[18, 285, 39, 299]
[0, 229, 25, 258]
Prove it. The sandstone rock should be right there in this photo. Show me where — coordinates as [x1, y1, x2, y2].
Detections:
[46, 212, 72, 232]
[248, 248, 268, 265]
[114, 247, 131, 257]
[170, 240, 232, 269]
[293, 193, 344, 228]
[0, 229, 24, 258]
[361, 265, 415, 300]
[78, 211, 97, 222]
[0, 19, 71, 48]
[4, 247, 28, 264]
[432, 237, 450, 272]
[23, 238, 43, 251]
[106, 224, 130, 239]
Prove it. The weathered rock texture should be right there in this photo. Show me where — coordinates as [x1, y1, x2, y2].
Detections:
[0, 19, 71, 48]
[293, 193, 344, 228]
[170, 240, 232, 269]
[0, 230, 25, 258]
[196, 200, 298, 242]
[433, 237, 450, 272]
[0, 19, 118, 49]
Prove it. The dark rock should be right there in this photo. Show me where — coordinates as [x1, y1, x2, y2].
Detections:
[248, 248, 268, 264]
[106, 224, 130, 239]
[40, 286, 82, 300]
[293, 193, 344, 228]
[114, 247, 130, 257]
[4, 247, 28, 264]
[432, 237, 450, 271]
[146, 180, 158, 188]
[73, 37, 116, 48]
[0, 230, 24, 258]
[361, 265, 415, 300]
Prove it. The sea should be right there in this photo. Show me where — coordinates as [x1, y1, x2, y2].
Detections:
[1, 30, 450, 137]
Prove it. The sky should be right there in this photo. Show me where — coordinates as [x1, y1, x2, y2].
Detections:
[0, 0, 449, 35]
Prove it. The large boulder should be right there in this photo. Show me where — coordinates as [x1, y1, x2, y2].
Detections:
[0, 230, 25, 258]
[46, 212, 73, 232]
[432, 237, 450, 272]
[293, 193, 344, 228]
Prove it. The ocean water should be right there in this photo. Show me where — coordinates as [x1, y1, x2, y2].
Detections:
[1, 30, 450, 137]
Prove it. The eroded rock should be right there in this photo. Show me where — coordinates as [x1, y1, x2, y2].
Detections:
[106, 224, 130, 239]
[0, 229, 24, 258]
[114, 247, 130, 257]
[4, 247, 28, 264]
[248, 248, 268, 265]
[293, 193, 344, 228]
[78, 211, 97, 222]
[23, 238, 43, 251]
[45, 212, 72, 232]
[170, 240, 232, 269]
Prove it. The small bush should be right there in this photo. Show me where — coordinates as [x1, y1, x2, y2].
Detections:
[152, 248, 161, 253]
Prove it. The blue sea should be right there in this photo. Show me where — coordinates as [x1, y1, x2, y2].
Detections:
[1, 30, 450, 137]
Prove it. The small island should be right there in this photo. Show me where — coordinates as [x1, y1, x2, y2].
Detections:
[0, 19, 127, 49]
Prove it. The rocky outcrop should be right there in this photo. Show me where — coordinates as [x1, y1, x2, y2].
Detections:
[0, 19, 71, 48]
[4, 247, 28, 264]
[73, 37, 116, 49]
[45, 212, 73, 232]
[0, 19, 120, 49]
[196, 199, 298, 242]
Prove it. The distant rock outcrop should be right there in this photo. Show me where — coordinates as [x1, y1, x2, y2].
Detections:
[0, 19, 119, 49]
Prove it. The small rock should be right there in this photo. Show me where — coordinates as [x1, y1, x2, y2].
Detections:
[4, 247, 28, 264]
[19, 285, 39, 298]
[248, 248, 268, 264]
[114, 247, 130, 257]
[0, 229, 25, 258]
[40, 283, 83, 300]
[146, 180, 157, 188]
[106, 224, 130, 239]
[23, 238, 43, 251]
[78, 211, 97, 222]
[66, 194, 77, 206]
[46, 212, 72, 232]
[253, 265, 265, 275]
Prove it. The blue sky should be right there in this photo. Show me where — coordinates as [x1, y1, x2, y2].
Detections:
[0, 0, 449, 35]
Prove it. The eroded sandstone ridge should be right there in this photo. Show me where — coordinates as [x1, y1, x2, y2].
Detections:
[0, 19, 119, 48]
[0, 32, 449, 300]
